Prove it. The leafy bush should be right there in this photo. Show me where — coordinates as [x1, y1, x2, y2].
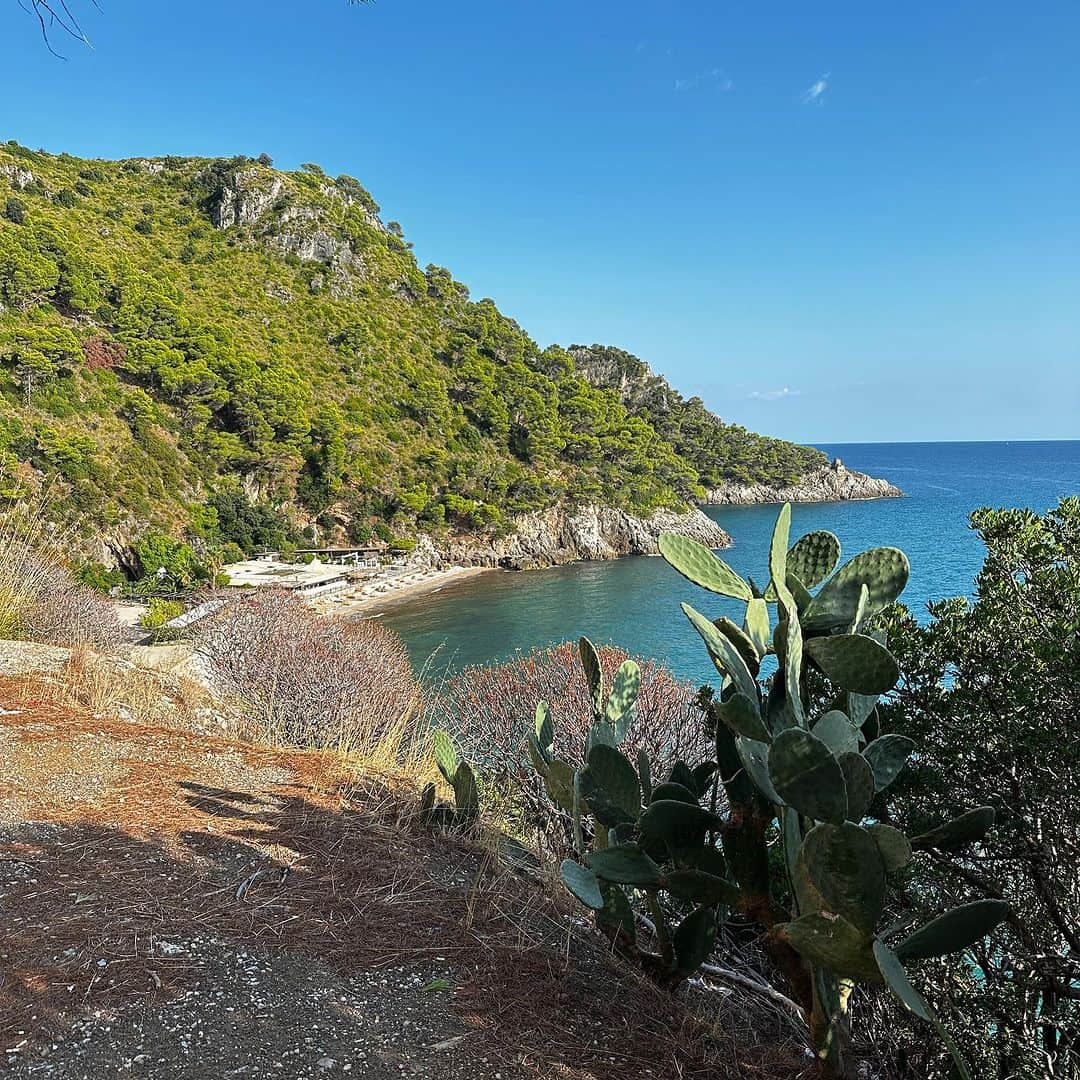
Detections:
[4, 196, 25, 224]
[140, 597, 184, 629]
[194, 590, 423, 758]
[874, 498, 1080, 1078]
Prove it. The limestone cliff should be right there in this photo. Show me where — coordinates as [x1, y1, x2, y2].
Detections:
[702, 458, 902, 505]
[415, 504, 731, 571]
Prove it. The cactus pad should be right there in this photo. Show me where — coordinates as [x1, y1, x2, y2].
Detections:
[560, 859, 604, 909]
[587, 744, 641, 818]
[797, 821, 886, 934]
[682, 602, 758, 700]
[587, 844, 664, 886]
[804, 633, 900, 695]
[663, 869, 741, 907]
[719, 691, 772, 743]
[780, 912, 882, 982]
[659, 532, 753, 600]
[768, 728, 848, 824]
[863, 734, 915, 792]
[579, 636, 604, 716]
[672, 905, 718, 976]
[867, 823, 912, 872]
[788, 530, 842, 589]
[896, 899, 1009, 961]
[838, 752, 875, 822]
[743, 597, 771, 657]
[605, 659, 641, 730]
[803, 547, 910, 633]
[812, 710, 860, 756]
[911, 806, 996, 851]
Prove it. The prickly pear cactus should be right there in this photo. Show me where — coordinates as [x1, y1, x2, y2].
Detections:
[651, 504, 1007, 1077]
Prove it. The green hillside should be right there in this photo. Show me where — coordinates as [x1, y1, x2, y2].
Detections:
[0, 142, 821, 556]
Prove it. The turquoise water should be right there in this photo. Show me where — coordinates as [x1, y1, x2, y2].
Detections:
[384, 441, 1080, 685]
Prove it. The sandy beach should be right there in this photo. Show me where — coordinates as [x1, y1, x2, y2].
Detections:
[309, 564, 496, 617]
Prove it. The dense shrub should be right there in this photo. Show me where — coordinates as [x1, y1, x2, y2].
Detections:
[874, 498, 1080, 1079]
[140, 597, 184, 629]
[194, 590, 423, 755]
[436, 641, 705, 855]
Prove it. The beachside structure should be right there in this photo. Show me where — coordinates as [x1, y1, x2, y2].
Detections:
[222, 557, 353, 597]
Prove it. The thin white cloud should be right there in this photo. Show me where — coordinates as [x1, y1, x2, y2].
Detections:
[800, 72, 830, 105]
[674, 68, 734, 93]
[748, 387, 801, 401]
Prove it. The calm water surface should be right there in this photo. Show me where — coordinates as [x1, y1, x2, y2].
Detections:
[384, 442, 1080, 684]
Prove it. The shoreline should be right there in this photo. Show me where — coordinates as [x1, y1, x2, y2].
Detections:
[309, 565, 497, 618]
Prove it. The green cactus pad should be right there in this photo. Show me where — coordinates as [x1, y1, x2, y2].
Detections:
[713, 617, 761, 676]
[768, 729, 848, 824]
[691, 761, 717, 795]
[863, 734, 916, 792]
[719, 691, 772, 743]
[597, 880, 636, 942]
[579, 636, 604, 716]
[640, 799, 724, 855]
[797, 822, 887, 934]
[788, 530, 842, 589]
[847, 690, 878, 728]
[535, 701, 554, 760]
[587, 744, 641, 818]
[578, 767, 636, 829]
[451, 760, 479, 821]
[736, 735, 782, 804]
[874, 941, 973, 1079]
[803, 547, 910, 634]
[667, 760, 698, 793]
[560, 859, 604, 909]
[867, 823, 912, 872]
[838, 752, 875, 822]
[779, 912, 881, 982]
[743, 598, 771, 657]
[804, 634, 900, 695]
[896, 899, 1009, 961]
[768, 503, 792, 589]
[605, 659, 641, 729]
[672, 906, 718, 977]
[649, 781, 699, 805]
[542, 758, 576, 813]
[658, 532, 753, 600]
[664, 869, 741, 907]
[418, 782, 437, 820]
[812, 710, 860, 756]
[911, 806, 996, 851]
[681, 602, 758, 700]
[587, 844, 663, 886]
[432, 728, 458, 786]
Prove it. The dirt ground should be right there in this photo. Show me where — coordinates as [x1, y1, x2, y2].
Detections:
[0, 676, 805, 1079]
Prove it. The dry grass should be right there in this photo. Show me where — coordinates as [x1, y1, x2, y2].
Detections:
[0, 677, 807, 1079]
[13, 645, 212, 732]
[0, 499, 122, 650]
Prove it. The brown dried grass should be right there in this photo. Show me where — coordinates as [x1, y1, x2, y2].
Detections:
[0, 679, 805, 1079]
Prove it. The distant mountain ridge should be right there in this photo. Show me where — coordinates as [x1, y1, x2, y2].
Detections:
[0, 143, 879, 565]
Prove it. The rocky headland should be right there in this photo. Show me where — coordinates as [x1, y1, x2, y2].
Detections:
[421, 504, 732, 571]
[701, 458, 902, 506]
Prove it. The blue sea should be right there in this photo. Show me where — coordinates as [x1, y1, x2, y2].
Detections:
[383, 441, 1080, 685]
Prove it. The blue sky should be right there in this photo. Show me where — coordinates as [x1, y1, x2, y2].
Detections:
[2, 1, 1078, 442]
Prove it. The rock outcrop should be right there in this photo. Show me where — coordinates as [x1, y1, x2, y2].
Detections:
[703, 458, 902, 505]
[416, 504, 731, 571]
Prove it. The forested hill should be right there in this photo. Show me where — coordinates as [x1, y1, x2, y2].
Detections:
[0, 142, 822, 554]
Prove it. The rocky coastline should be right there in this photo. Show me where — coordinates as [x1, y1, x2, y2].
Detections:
[422, 504, 732, 571]
[702, 458, 902, 506]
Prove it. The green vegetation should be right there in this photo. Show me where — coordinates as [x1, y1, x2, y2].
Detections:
[880, 498, 1080, 1078]
[569, 344, 827, 487]
[531, 507, 1005, 1077]
[139, 596, 184, 630]
[0, 143, 822, 554]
